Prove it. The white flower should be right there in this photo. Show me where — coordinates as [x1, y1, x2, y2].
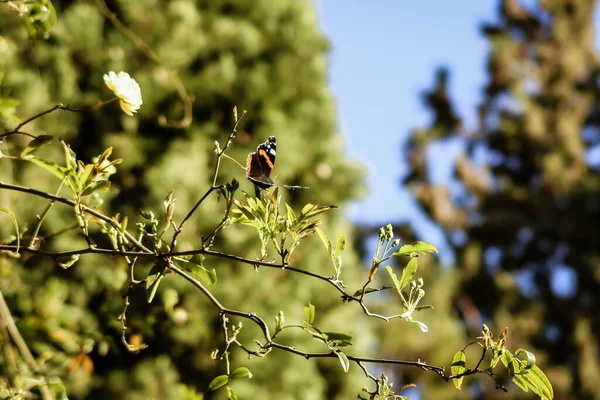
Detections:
[103, 71, 143, 116]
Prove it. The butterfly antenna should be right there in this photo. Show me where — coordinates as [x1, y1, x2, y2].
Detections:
[223, 153, 246, 170]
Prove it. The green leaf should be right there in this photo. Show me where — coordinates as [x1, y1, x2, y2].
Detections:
[230, 367, 253, 379]
[285, 203, 297, 224]
[323, 332, 354, 342]
[414, 305, 434, 311]
[352, 286, 393, 297]
[21, 135, 53, 157]
[56, 254, 80, 269]
[385, 265, 401, 292]
[77, 164, 95, 189]
[412, 320, 429, 332]
[226, 386, 238, 400]
[304, 302, 315, 325]
[300, 203, 338, 219]
[274, 311, 285, 332]
[61, 140, 77, 171]
[27, 157, 68, 180]
[334, 350, 350, 373]
[334, 232, 345, 258]
[451, 350, 466, 390]
[174, 256, 217, 287]
[208, 375, 229, 391]
[314, 226, 333, 256]
[502, 351, 553, 400]
[0, 207, 19, 253]
[392, 241, 438, 257]
[524, 365, 554, 400]
[324, 331, 354, 347]
[146, 261, 166, 303]
[81, 180, 111, 196]
[515, 348, 536, 370]
[398, 257, 419, 290]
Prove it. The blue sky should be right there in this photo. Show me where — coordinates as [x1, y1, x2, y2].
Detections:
[316, 1, 600, 265]
[316, 1, 498, 263]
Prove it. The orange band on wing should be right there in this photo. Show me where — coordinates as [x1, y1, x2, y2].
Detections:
[246, 154, 253, 173]
[258, 149, 274, 169]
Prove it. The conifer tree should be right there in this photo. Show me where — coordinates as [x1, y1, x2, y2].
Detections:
[402, 0, 600, 397]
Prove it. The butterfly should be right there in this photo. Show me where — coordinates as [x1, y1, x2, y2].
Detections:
[245, 136, 308, 190]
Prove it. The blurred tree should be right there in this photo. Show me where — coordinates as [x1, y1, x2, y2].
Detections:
[0, 0, 368, 399]
[400, 0, 600, 398]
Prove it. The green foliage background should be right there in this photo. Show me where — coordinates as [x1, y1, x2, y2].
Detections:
[0, 1, 374, 399]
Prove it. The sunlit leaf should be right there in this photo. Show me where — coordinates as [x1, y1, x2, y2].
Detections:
[515, 348, 536, 370]
[146, 261, 166, 303]
[81, 180, 111, 196]
[27, 157, 68, 180]
[315, 226, 332, 256]
[412, 320, 429, 332]
[304, 302, 315, 325]
[414, 304, 434, 311]
[56, 254, 80, 269]
[334, 350, 350, 373]
[323, 331, 353, 347]
[385, 266, 401, 292]
[174, 256, 217, 287]
[352, 286, 393, 297]
[208, 375, 229, 391]
[230, 367, 253, 379]
[227, 386, 238, 400]
[392, 241, 438, 257]
[334, 233, 345, 258]
[21, 135, 53, 157]
[451, 350, 466, 390]
[398, 257, 418, 290]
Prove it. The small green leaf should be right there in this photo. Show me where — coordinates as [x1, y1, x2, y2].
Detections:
[146, 261, 166, 303]
[334, 350, 350, 373]
[451, 350, 466, 390]
[27, 157, 68, 180]
[515, 348, 536, 370]
[334, 233, 345, 258]
[385, 266, 401, 292]
[412, 320, 429, 332]
[304, 302, 315, 325]
[398, 257, 418, 290]
[61, 140, 77, 171]
[230, 367, 253, 379]
[78, 164, 95, 189]
[300, 204, 338, 219]
[315, 226, 333, 256]
[392, 241, 438, 257]
[21, 135, 53, 157]
[274, 311, 285, 332]
[174, 256, 217, 287]
[323, 332, 354, 342]
[208, 375, 229, 391]
[324, 332, 353, 347]
[226, 386, 238, 400]
[81, 180, 111, 196]
[352, 286, 393, 297]
[414, 305, 434, 311]
[56, 254, 80, 269]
